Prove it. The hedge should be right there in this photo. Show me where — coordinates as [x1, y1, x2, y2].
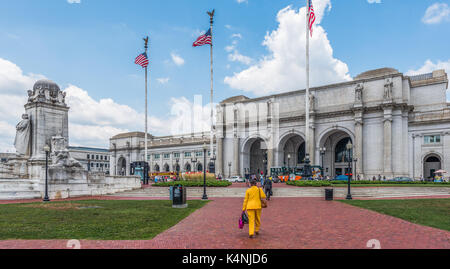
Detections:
[153, 180, 232, 187]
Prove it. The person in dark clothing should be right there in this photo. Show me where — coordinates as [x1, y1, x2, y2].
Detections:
[264, 177, 273, 201]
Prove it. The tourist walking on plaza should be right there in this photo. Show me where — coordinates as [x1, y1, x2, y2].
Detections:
[242, 179, 267, 238]
[264, 177, 273, 201]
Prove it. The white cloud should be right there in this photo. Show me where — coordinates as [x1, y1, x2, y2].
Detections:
[231, 33, 242, 39]
[406, 59, 450, 76]
[67, 0, 81, 3]
[236, 0, 248, 4]
[224, 1, 351, 96]
[225, 34, 253, 66]
[0, 58, 215, 151]
[422, 3, 450, 24]
[171, 53, 185, 66]
[367, 0, 381, 4]
[156, 77, 170, 84]
[228, 51, 253, 65]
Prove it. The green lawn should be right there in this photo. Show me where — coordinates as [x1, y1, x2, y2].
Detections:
[0, 200, 208, 240]
[340, 199, 450, 231]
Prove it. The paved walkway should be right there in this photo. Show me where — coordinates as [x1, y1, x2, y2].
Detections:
[0, 197, 449, 249]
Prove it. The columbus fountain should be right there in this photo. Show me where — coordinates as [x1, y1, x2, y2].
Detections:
[0, 79, 140, 200]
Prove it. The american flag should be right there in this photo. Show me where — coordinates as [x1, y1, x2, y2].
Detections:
[308, 0, 316, 37]
[135, 52, 149, 68]
[193, 29, 212, 47]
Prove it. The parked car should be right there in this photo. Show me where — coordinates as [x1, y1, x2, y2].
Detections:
[226, 176, 245, 183]
[333, 175, 349, 181]
[390, 177, 413, 182]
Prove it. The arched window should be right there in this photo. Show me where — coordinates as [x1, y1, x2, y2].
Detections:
[335, 138, 353, 163]
[426, 156, 440, 162]
[297, 142, 306, 164]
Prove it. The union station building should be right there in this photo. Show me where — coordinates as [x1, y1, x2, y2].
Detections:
[109, 68, 450, 180]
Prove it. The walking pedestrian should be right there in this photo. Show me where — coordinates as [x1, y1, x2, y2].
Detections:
[242, 179, 266, 238]
[264, 177, 273, 201]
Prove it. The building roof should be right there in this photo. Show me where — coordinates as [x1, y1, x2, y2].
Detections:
[220, 95, 250, 104]
[68, 146, 109, 153]
[111, 132, 153, 140]
[354, 68, 400, 80]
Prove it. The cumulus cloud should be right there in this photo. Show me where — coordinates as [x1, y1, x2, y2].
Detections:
[171, 53, 185, 66]
[224, 1, 351, 96]
[225, 34, 253, 66]
[0, 58, 214, 151]
[422, 3, 450, 24]
[406, 59, 450, 76]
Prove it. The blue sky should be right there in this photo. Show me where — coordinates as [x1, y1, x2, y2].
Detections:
[0, 0, 449, 150]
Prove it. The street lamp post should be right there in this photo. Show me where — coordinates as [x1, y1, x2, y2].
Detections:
[43, 144, 50, 202]
[175, 158, 179, 180]
[320, 147, 326, 177]
[346, 141, 353, 200]
[202, 143, 208, 200]
[191, 157, 197, 172]
[228, 162, 232, 178]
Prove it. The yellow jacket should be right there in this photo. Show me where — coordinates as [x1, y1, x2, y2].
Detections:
[242, 186, 266, 211]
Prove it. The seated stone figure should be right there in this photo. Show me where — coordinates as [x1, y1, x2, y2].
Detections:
[50, 135, 83, 169]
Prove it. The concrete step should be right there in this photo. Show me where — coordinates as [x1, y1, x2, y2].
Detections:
[110, 186, 450, 199]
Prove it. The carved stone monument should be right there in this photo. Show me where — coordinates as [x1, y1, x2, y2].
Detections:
[14, 114, 31, 156]
[25, 79, 69, 161]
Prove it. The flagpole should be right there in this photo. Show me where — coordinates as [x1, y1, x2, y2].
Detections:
[305, 0, 311, 174]
[208, 10, 215, 167]
[144, 37, 149, 173]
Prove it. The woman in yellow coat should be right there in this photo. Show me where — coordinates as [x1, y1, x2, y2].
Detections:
[242, 179, 266, 238]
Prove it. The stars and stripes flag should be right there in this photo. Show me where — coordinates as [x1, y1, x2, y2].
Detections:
[193, 29, 212, 47]
[135, 52, 149, 68]
[308, 0, 316, 37]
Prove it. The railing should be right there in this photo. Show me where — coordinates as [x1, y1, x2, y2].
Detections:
[409, 73, 433, 81]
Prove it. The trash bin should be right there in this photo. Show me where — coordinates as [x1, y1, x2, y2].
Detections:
[325, 188, 334, 201]
[172, 185, 187, 208]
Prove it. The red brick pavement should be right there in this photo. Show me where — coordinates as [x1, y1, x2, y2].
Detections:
[0, 197, 449, 249]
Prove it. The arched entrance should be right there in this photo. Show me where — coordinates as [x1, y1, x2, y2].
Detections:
[154, 164, 160, 172]
[423, 154, 441, 180]
[318, 129, 354, 178]
[117, 157, 126, 175]
[164, 163, 170, 172]
[277, 133, 305, 168]
[197, 163, 203, 173]
[250, 138, 267, 175]
[185, 163, 191, 172]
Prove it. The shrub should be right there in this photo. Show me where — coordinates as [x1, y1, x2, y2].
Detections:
[182, 173, 216, 181]
[286, 180, 332, 187]
[153, 180, 231, 187]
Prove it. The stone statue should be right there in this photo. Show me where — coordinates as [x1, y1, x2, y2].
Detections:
[384, 78, 393, 100]
[355, 83, 364, 102]
[50, 135, 83, 168]
[14, 114, 31, 156]
[309, 93, 315, 111]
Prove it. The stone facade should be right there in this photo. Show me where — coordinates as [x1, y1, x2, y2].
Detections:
[110, 68, 450, 181]
[69, 146, 110, 173]
[110, 132, 216, 176]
